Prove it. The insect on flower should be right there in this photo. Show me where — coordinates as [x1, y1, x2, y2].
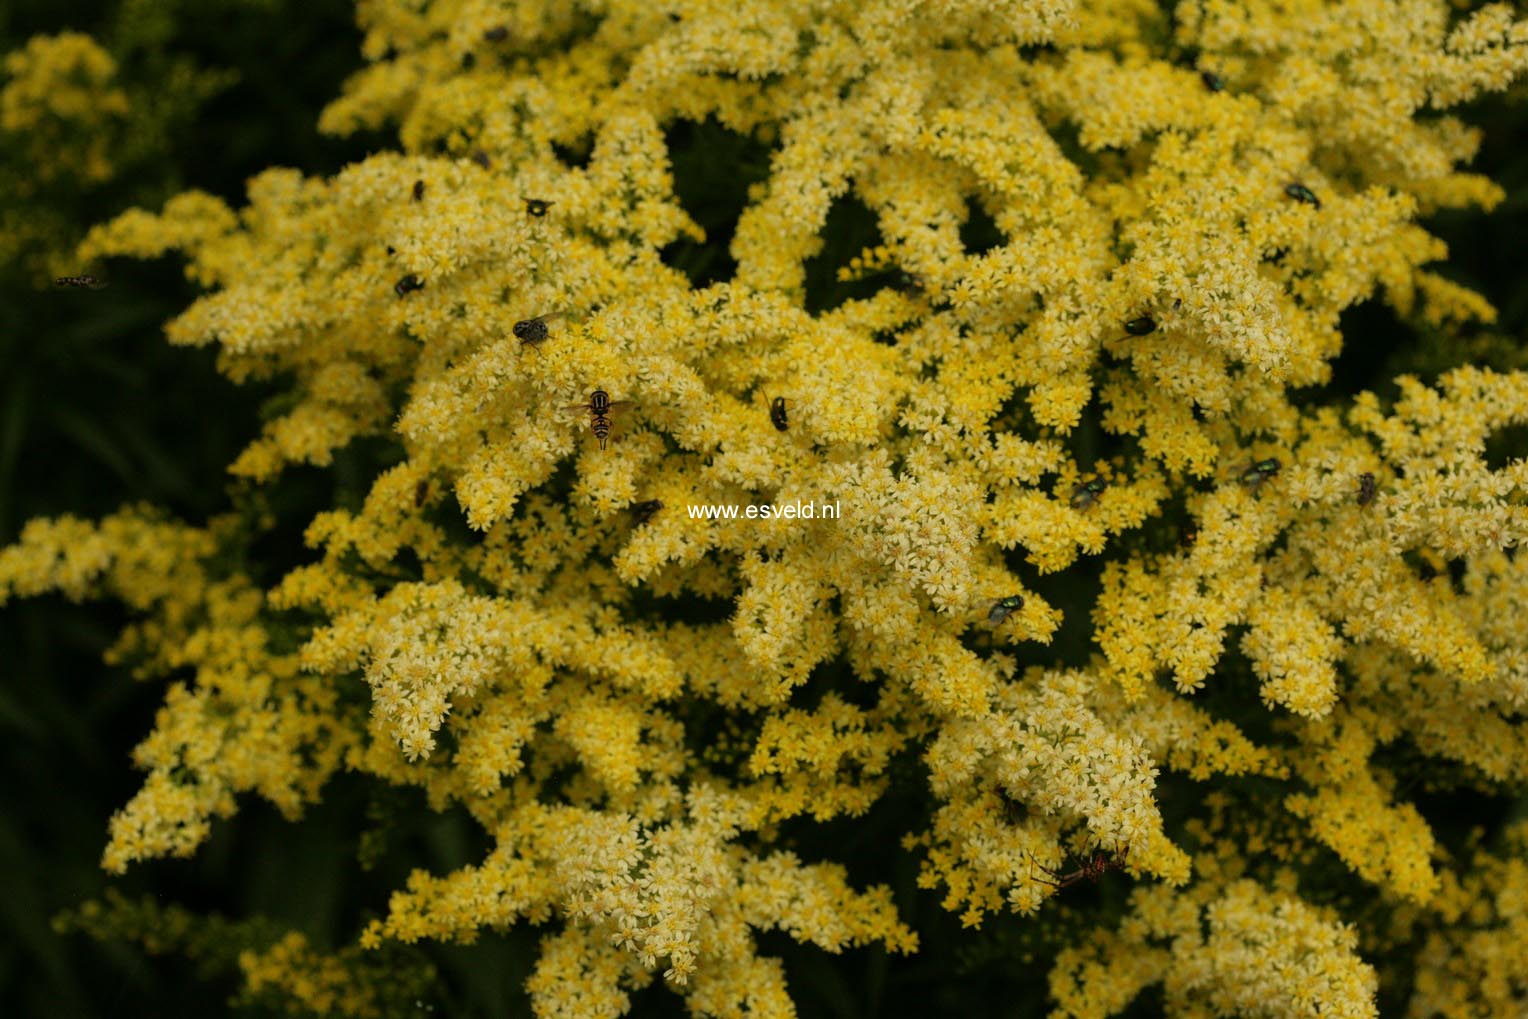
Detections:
[484, 25, 509, 42]
[889, 269, 925, 295]
[1285, 182, 1322, 209]
[1239, 457, 1280, 488]
[631, 500, 663, 524]
[1070, 476, 1107, 510]
[513, 311, 569, 354]
[470, 150, 491, 169]
[999, 791, 1028, 825]
[770, 396, 788, 431]
[1121, 315, 1157, 337]
[988, 595, 1024, 625]
[411, 179, 425, 202]
[1356, 472, 1376, 507]
[395, 274, 425, 298]
[1030, 846, 1128, 891]
[523, 197, 554, 217]
[566, 389, 632, 450]
[1200, 69, 1224, 92]
[54, 275, 108, 289]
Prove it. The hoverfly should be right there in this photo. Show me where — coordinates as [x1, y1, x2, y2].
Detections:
[1030, 846, 1128, 892]
[513, 311, 570, 355]
[1239, 457, 1280, 488]
[770, 396, 788, 431]
[523, 197, 554, 217]
[988, 595, 1024, 625]
[566, 390, 632, 450]
[411, 179, 425, 202]
[54, 275, 108, 289]
[395, 274, 425, 297]
[631, 500, 663, 524]
[1356, 472, 1376, 507]
[1070, 476, 1107, 510]
[1284, 182, 1321, 209]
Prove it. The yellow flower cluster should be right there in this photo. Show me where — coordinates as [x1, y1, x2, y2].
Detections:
[1052, 880, 1379, 1019]
[0, 506, 352, 874]
[1408, 822, 1528, 1019]
[1, 32, 129, 188]
[241, 931, 382, 1018]
[53, 886, 436, 1017]
[7, 0, 1528, 1015]
[0, 32, 132, 274]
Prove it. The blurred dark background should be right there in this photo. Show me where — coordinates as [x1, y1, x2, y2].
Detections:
[0, 1, 1524, 1015]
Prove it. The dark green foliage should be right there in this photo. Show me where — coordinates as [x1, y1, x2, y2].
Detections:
[661, 117, 774, 290]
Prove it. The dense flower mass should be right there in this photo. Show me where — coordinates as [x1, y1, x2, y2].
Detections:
[1, 32, 128, 184]
[4, 1, 1528, 1016]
